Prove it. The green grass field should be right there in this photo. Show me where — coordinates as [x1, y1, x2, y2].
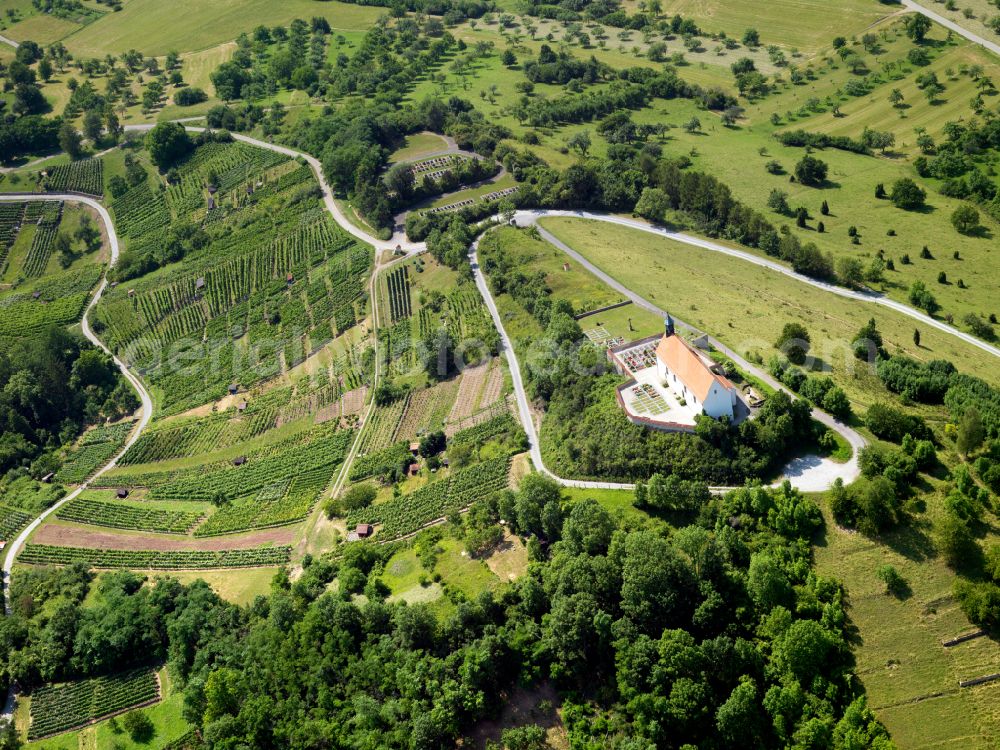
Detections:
[632, 0, 893, 52]
[537, 217, 1000, 408]
[3, 14, 82, 45]
[814, 499, 1000, 749]
[389, 132, 451, 163]
[61, 0, 384, 57]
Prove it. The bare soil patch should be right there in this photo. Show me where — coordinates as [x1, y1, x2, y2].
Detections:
[341, 386, 367, 416]
[484, 532, 528, 582]
[34, 524, 295, 551]
[466, 682, 568, 750]
[449, 362, 488, 423]
[478, 362, 504, 409]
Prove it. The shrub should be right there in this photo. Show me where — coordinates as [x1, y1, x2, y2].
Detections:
[875, 564, 907, 597]
[794, 155, 828, 186]
[908, 281, 940, 315]
[865, 402, 929, 442]
[775, 322, 810, 364]
[890, 178, 926, 210]
[174, 87, 208, 106]
[876, 355, 954, 403]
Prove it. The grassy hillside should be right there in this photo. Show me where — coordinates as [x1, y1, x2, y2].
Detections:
[61, 0, 383, 56]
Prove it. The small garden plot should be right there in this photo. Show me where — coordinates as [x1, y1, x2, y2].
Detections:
[18, 544, 292, 569]
[43, 158, 104, 196]
[357, 397, 408, 454]
[447, 361, 488, 423]
[57, 420, 134, 483]
[56, 496, 205, 534]
[628, 383, 669, 416]
[28, 668, 159, 740]
[395, 378, 461, 442]
[584, 326, 617, 346]
[615, 341, 658, 374]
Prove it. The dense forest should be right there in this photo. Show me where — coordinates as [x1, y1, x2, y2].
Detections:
[0, 477, 891, 749]
[0, 327, 137, 479]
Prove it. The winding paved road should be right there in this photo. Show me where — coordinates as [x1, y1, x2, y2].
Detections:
[0, 193, 153, 720]
[902, 0, 1000, 57]
[471, 219, 866, 494]
[521, 210, 1000, 360]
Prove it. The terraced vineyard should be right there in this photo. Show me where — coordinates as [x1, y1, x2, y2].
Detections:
[43, 158, 104, 196]
[21, 201, 63, 277]
[28, 668, 159, 740]
[0, 264, 102, 338]
[111, 182, 170, 238]
[117, 379, 341, 466]
[0, 202, 24, 267]
[146, 426, 350, 502]
[395, 378, 461, 441]
[0, 505, 35, 542]
[349, 440, 412, 481]
[56, 496, 205, 534]
[448, 410, 520, 446]
[97, 140, 372, 414]
[385, 265, 412, 323]
[57, 420, 134, 483]
[193, 464, 333, 535]
[356, 397, 408, 454]
[19, 544, 292, 569]
[347, 456, 511, 539]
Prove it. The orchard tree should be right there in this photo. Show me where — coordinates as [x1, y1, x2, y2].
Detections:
[145, 121, 192, 170]
[634, 187, 671, 222]
[956, 407, 985, 456]
[890, 178, 926, 210]
[951, 204, 980, 234]
[566, 129, 591, 156]
[58, 121, 83, 159]
[905, 13, 932, 42]
[794, 155, 827, 186]
[82, 110, 103, 142]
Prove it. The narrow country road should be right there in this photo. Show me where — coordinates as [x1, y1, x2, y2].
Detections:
[0, 193, 154, 721]
[470, 221, 866, 495]
[902, 0, 1000, 57]
[128, 124, 989, 494]
[518, 210, 1000, 361]
[0, 34, 18, 49]
[124, 124, 423, 252]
